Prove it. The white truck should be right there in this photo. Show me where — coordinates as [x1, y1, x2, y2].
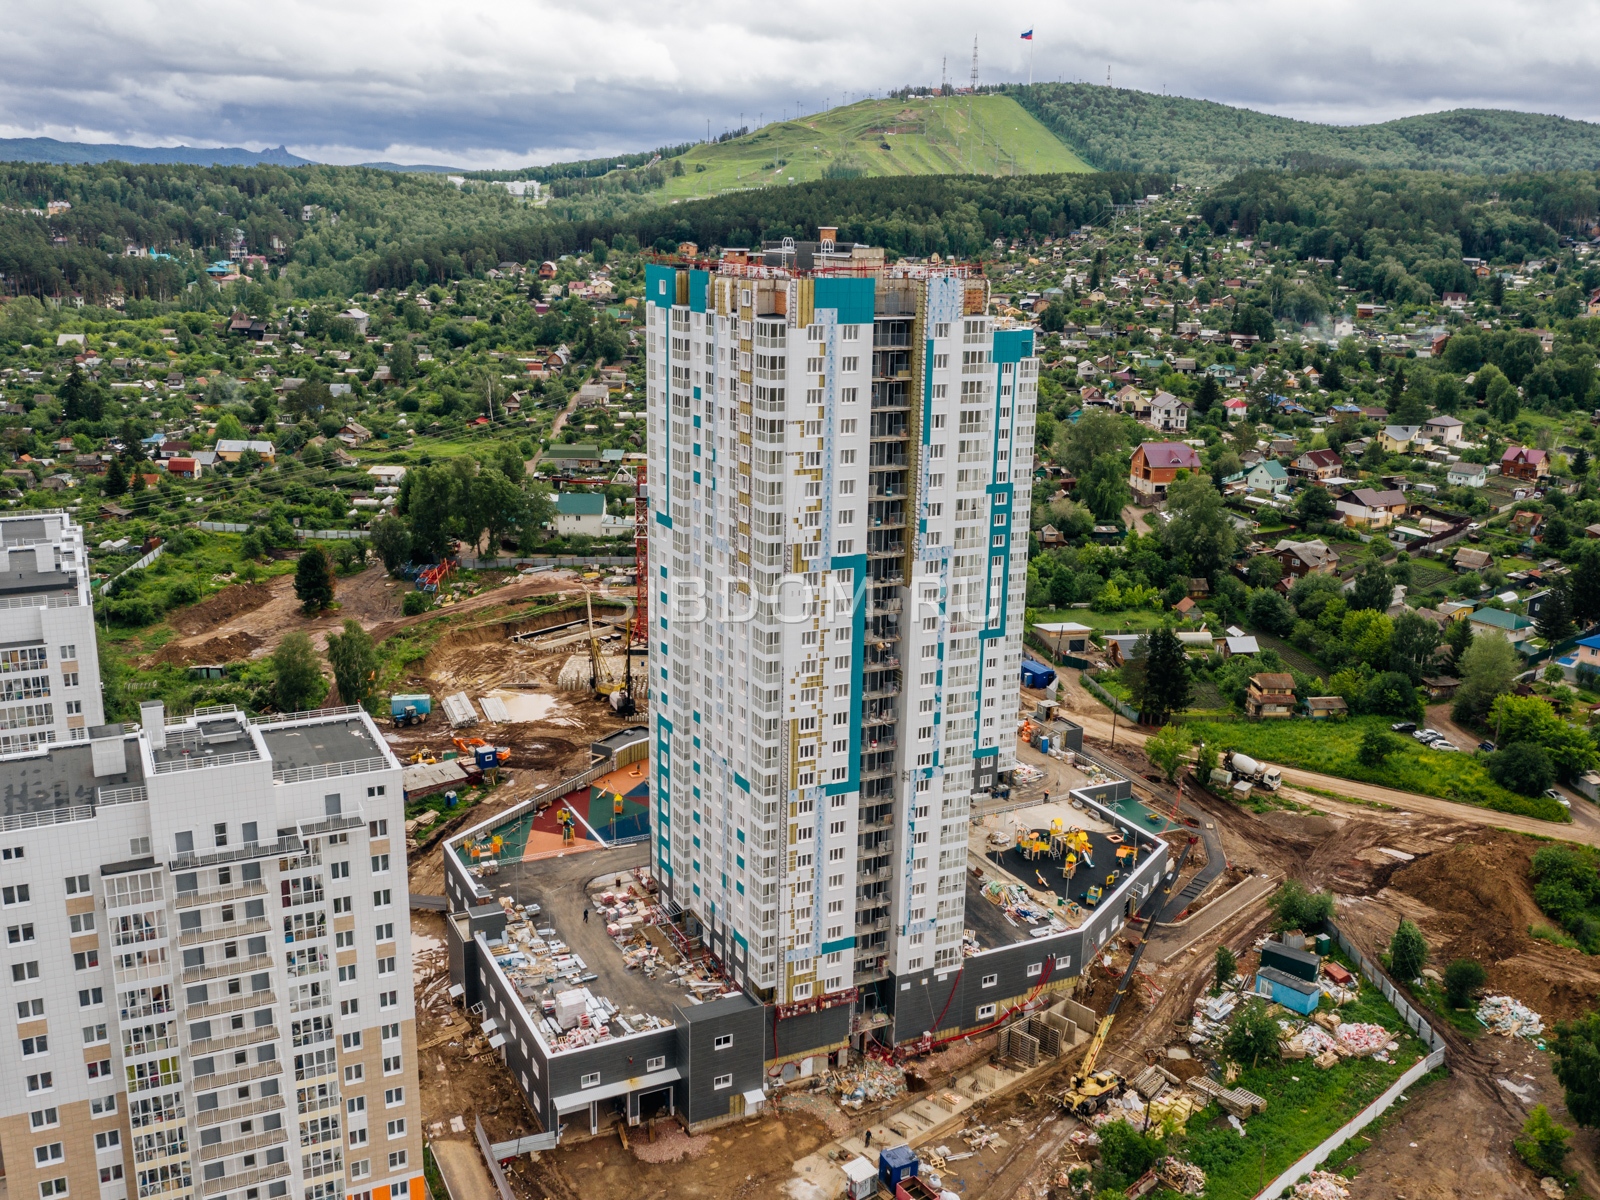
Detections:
[1218, 751, 1282, 795]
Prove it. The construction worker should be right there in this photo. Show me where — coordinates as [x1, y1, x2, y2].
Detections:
[582, 908, 589, 924]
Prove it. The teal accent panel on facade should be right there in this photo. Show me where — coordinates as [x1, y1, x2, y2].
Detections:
[813, 277, 876, 324]
[993, 328, 1034, 364]
[689, 269, 710, 313]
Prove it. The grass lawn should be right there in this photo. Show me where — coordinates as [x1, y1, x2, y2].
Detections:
[1029, 607, 1168, 634]
[1248, 631, 1327, 680]
[1407, 977, 1485, 1039]
[1176, 953, 1431, 1200]
[655, 95, 1091, 201]
[1183, 714, 1569, 822]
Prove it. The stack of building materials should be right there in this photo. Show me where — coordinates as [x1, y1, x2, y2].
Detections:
[1476, 994, 1545, 1040]
[442, 691, 479, 727]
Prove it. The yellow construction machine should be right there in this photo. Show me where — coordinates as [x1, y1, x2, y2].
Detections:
[1060, 838, 1194, 1119]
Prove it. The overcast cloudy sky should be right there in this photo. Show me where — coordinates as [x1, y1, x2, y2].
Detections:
[3, 0, 1596, 168]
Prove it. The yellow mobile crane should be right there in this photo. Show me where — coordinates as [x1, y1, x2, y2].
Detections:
[1060, 839, 1193, 1118]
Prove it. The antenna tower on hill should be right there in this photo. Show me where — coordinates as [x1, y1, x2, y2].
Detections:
[970, 37, 979, 91]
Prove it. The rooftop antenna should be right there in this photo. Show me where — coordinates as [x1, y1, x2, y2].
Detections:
[970, 36, 980, 91]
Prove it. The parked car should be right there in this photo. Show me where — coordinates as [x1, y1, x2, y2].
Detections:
[1433, 742, 1459, 752]
[1477, 740, 1496, 752]
[1391, 722, 1417, 733]
[1413, 729, 1440, 742]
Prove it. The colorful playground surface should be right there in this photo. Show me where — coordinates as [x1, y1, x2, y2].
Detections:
[1106, 792, 1184, 835]
[457, 761, 650, 864]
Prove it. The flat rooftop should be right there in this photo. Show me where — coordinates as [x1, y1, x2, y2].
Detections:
[478, 843, 738, 1054]
[0, 734, 144, 820]
[258, 718, 381, 772]
[152, 715, 259, 769]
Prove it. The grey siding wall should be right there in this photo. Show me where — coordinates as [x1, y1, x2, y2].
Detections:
[676, 1001, 766, 1126]
[766, 1003, 852, 1064]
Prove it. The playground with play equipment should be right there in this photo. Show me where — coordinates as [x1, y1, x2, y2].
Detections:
[979, 801, 1162, 919]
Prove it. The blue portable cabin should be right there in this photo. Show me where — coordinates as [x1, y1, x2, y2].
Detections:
[878, 1145, 919, 1191]
[1254, 966, 1321, 1016]
[1020, 659, 1057, 689]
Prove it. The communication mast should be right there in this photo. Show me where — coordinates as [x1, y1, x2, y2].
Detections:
[970, 37, 979, 91]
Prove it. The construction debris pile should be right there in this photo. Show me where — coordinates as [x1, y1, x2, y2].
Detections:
[1476, 994, 1546, 1041]
[1157, 1158, 1208, 1196]
[486, 895, 674, 1054]
[824, 1058, 907, 1109]
[1292, 1171, 1351, 1199]
[588, 871, 742, 1004]
[980, 878, 1072, 931]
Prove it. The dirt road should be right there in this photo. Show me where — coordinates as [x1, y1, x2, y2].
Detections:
[154, 565, 592, 663]
[1051, 675, 1600, 847]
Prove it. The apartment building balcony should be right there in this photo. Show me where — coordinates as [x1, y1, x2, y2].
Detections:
[196, 1127, 288, 1164]
[861, 704, 896, 727]
[856, 865, 892, 884]
[183, 952, 271, 984]
[187, 1024, 279, 1059]
[180, 916, 270, 948]
[192, 1058, 282, 1093]
[869, 414, 909, 440]
[855, 915, 891, 934]
[867, 446, 909, 469]
[186, 990, 277, 1024]
[853, 963, 889, 985]
[194, 1095, 287, 1130]
[199, 1161, 291, 1198]
[866, 479, 907, 499]
[174, 879, 268, 911]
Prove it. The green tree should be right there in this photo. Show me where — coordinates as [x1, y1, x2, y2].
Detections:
[1194, 739, 1219, 783]
[1159, 473, 1237, 578]
[325, 619, 378, 710]
[1389, 918, 1429, 982]
[1349, 559, 1394, 613]
[213, 412, 246, 442]
[1363, 672, 1423, 721]
[1126, 625, 1191, 724]
[1145, 722, 1191, 783]
[1571, 544, 1600, 627]
[1486, 371, 1520, 422]
[1055, 408, 1128, 478]
[1487, 742, 1557, 797]
[1452, 631, 1518, 724]
[271, 631, 327, 713]
[1094, 1122, 1161, 1191]
[1388, 610, 1440, 683]
[1193, 372, 1220, 416]
[103, 457, 128, 497]
[1443, 958, 1487, 1008]
[293, 545, 336, 614]
[1536, 584, 1574, 642]
[1488, 692, 1598, 780]
[1214, 944, 1237, 991]
[1224, 999, 1281, 1067]
[1077, 453, 1131, 522]
[369, 516, 412, 574]
[1294, 484, 1336, 525]
[1553, 1011, 1600, 1129]
[1358, 726, 1402, 766]
[1269, 879, 1335, 931]
[1513, 1105, 1571, 1178]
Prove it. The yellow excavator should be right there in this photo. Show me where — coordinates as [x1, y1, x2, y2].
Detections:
[1060, 838, 1194, 1118]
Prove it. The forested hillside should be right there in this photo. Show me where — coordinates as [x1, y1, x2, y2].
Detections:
[1010, 84, 1600, 180]
[0, 166, 1165, 302]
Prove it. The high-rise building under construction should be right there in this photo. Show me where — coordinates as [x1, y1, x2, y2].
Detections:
[643, 233, 1037, 1009]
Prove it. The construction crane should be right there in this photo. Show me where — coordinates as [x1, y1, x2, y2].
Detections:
[586, 591, 630, 709]
[1060, 839, 1193, 1118]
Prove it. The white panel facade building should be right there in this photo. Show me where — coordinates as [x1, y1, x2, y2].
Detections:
[0, 526, 422, 1200]
[0, 511, 103, 752]
[644, 238, 1036, 1013]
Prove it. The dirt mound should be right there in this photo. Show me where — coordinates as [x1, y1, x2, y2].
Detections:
[167, 583, 273, 636]
[1383, 829, 1600, 1022]
[149, 632, 263, 666]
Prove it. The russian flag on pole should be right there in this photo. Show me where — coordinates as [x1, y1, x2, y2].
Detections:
[1020, 29, 1033, 39]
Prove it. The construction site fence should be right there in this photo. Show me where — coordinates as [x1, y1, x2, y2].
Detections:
[1081, 673, 1139, 723]
[473, 1115, 515, 1200]
[195, 521, 370, 539]
[1248, 921, 1451, 1196]
[1326, 921, 1448, 1053]
[97, 543, 165, 594]
[456, 553, 635, 570]
[1254, 1047, 1446, 1199]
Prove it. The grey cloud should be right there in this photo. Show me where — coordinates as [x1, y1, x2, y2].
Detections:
[2, 0, 1598, 166]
